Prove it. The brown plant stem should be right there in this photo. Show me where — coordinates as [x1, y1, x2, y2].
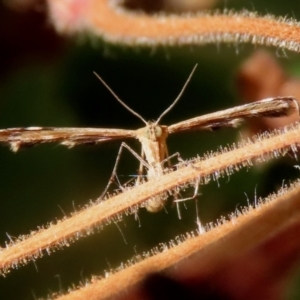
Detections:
[137, 204, 300, 300]
[47, 1, 300, 52]
[53, 177, 300, 300]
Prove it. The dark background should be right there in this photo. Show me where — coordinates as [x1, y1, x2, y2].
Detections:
[0, 0, 300, 299]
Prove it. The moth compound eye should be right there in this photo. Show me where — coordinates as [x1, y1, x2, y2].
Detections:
[155, 126, 162, 137]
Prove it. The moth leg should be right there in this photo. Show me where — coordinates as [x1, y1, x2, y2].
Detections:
[160, 151, 185, 218]
[184, 181, 204, 234]
[173, 177, 201, 204]
[172, 177, 201, 220]
[136, 148, 146, 186]
[98, 142, 149, 200]
[160, 152, 183, 168]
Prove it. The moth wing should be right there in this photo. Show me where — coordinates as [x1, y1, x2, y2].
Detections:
[0, 127, 137, 152]
[168, 97, 297, 134]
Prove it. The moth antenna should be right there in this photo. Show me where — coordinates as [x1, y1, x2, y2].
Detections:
[93, 72, 148, 125]
[155, 64, 198, 125]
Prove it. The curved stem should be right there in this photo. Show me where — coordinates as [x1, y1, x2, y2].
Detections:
[48, 1, 300, 52]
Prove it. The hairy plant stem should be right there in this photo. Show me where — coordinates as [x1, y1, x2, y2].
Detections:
[52, 178, 300, 300]
[48, 1, 300, 53]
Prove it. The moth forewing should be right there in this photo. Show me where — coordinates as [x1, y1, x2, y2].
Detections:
[0, 127, 137, 152]
[168, 96, 298, 134]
